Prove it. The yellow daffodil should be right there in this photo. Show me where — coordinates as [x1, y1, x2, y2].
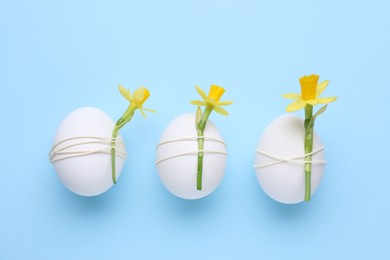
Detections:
[112, 85, 155, 184]
[190, 84, 233, 190]
[190, 84, 233, 115]
[282, 74, 337, 202]
[282, 74, 337, 112]
[119, 85, 156, 117]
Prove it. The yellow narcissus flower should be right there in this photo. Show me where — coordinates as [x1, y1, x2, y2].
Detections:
[282, 74, 337, 202]
[190, 84, 233, 191]
[190, 84, 233, 115]
[119, 85, 156, 117]
[112, 85, 155, 184]
[282, 74, 337, 112]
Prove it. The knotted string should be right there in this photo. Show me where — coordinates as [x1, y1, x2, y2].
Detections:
[155, 136, 227, 165]
[253, 146, 326, 168]
[49, 136, 127, 163]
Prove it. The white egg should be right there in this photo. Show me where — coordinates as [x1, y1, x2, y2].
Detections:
[156, 114, 227, 200]
[254, 114, 325, 204]
[50, 107, 126, 196]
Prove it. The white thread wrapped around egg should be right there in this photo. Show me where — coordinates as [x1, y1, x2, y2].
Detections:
[156, 114, 227, 200]
[50, 107, 126, 196]
[254, 114, 326, 204]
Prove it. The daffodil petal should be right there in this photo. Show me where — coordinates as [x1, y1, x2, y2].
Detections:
[213, 106, 229, 116]
[286, 99, 306, 112]
[317, 97, 337, 104]
[119, 85, 132, 102]
[143, 107, 156, 113]
[204, 98, 218, 106]
[316, 80, 329, 97]
[195, 86, 208, 101]
[306, 99, 318, 105]
[190, 100, 207, 106]
[282, 93, 301, 100]
[217, 100, 233, 106]
[139, 108, 147, 118]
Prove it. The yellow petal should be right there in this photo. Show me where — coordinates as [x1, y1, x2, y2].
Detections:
[143, 107, 156, 113]
[139, 108, 147, 118]
[306, 99, 318, 105]
[208, 84, 225, 102]
[300, 75, 319, 100]
[217, 100, 233, 106]
[316, 97, 337, 104]
[119, 85, 132, 102]
[213, 106, 229, 116]
[190, 100, 207, 106]
[316, 80, 329, 97]
[204, 97, 218, 106]
[282, 93, 301, 100]
[195, 86, 208, 101]
[133, 87, 150, 106]
[286, 99, 306, 112]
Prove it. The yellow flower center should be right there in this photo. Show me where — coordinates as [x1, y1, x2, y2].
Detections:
[208, 84, 225, 102]
[133, 87, 150, 106]
[299, 74, 319, 100]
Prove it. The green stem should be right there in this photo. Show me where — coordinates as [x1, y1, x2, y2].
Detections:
[197, 128, 204, 190]
[304, 105, 314, 201]
[111, 104, 136, 184]
[111, 126, 119, 184]
[196, 104, 213, 190]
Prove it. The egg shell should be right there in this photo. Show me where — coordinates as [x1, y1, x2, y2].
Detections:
[254, 114, 325, 204]
[51, 107, 125, 196]
[156, 113, 227, 200]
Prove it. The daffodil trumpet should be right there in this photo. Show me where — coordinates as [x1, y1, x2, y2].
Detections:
[283, 75, 336, 201]
[111, 85, 155, 184]
[191, 85, 233, 190]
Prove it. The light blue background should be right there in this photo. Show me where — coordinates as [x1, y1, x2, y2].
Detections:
[1, 0, 389, 259]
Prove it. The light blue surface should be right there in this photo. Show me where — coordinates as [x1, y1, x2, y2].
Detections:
[1, 0, 389, 259]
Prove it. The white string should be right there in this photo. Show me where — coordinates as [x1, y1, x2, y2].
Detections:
[155, 136, 227, 165]
[156, 150, 228, 165]
[156, 136, 227, 148]
[253, 146, 326, 169]
[49, 136, 127, 163]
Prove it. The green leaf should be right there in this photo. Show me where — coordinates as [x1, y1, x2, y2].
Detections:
[116, 117, 125, 126]
[309, 105, 328, 129]
[313, 105, 328, 120]
[196, 106, 202, 130]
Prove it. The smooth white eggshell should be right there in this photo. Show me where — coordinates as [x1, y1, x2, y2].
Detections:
[156, 114, 227, 200]
[254, 114, 325, 204]
[51, 107, 125, 196]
